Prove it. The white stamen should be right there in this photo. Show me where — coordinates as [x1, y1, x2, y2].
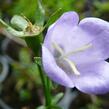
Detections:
[52, 42, 63, 55]
[63, 58, 80, 75]
[61, 43, 92, 58]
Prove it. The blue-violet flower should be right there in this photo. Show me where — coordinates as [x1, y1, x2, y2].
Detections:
[42, 11, 109, 94]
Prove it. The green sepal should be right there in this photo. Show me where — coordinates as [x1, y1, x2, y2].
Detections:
[0, 18, 43, 37]
[51, 93, 64, 105]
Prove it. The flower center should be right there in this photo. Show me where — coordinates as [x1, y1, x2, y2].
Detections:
[52, 42, 92, 75]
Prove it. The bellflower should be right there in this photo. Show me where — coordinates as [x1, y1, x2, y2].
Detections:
[42, 11, 109, 94]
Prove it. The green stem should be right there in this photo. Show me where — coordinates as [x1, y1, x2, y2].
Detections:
[24, 36, 41, 56]
[24, 36, 51, 108]
[46, 77, 51, 106]
[38, 65, 50, 107]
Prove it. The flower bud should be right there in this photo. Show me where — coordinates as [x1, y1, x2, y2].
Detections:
[11, 15, 28, 31]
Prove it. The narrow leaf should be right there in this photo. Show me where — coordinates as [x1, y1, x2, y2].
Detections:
[52, 93, 64, 105]
[44, 8, 62, 28]
[35, 0, 45, 26]
[0, 19, 8, 28]
[36, 106, 46, 109]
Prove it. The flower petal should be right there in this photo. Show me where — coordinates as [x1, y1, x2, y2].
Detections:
[44, 11, 80, 49]
[68, 18, 109, 65]
[74, 61, 109, 94]
[44, 13, 109, 65]
[42, 45, 74, 87]
[69, 35, 109, 65]
[79, 18, 109, 36]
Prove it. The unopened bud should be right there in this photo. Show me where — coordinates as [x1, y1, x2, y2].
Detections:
[11, 15, 28, 31]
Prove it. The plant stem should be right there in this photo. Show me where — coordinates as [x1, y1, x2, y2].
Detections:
[24, 36, 51, 108]
[46, 77, 51, 105]
[38, 65, 51, 107]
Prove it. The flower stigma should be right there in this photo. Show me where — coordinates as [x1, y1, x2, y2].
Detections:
[52, 42, 92, 76]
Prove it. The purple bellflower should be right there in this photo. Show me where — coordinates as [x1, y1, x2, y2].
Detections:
[42, 11, 109, 94]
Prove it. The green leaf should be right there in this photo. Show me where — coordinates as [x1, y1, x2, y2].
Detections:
[52, 93, 64, 105]
[50, 106, 62, 109]
[19, 48, 31, 64]
[35, 0, 45, 26]
[19, 89, 31, 101]
[27, 63, 41, 85]
[36, 105, 62, 109]
[44, 8, 62, 28]
[36, 106, 46, 109]
[0, 19, 9, 28]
